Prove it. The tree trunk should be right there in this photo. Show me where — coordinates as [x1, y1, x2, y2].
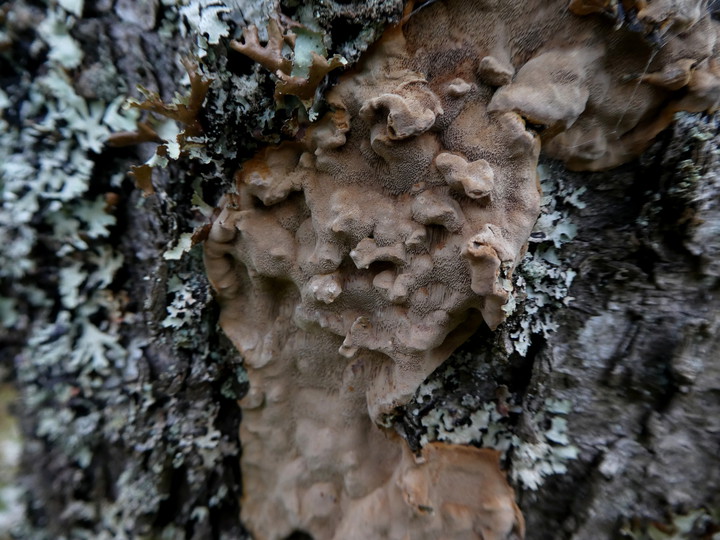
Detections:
[1, 1, 718, 539]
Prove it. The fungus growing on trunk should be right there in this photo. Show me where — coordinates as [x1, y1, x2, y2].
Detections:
[205, 1, 720, 538]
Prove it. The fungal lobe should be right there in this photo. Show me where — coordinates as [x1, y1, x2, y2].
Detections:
[206, 1, 719, 538]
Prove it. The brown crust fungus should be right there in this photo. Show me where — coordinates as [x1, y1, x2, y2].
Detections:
[205, 1, 720, 538]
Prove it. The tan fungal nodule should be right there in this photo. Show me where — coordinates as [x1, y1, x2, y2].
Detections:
[205, 1, 719, 538]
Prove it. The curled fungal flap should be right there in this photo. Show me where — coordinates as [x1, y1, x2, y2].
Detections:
[360, 88, 442, 141]
[398, 443, 525, 540]
[435, 152, 495, 200]
[488, 47, 602, 134]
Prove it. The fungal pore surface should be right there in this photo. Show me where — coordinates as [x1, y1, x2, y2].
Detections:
[204, 1, 720, 538]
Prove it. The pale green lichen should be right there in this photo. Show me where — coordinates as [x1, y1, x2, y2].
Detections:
[163, 232, 195, 261]
[179, 1, 231, 53]
[410, 355, 579, 490]
[57, 0, 83, 18]
[504, 163, 582, 356]
[509, 399, 579, 490]
[161, 269, 211, 335]
[418, 399, 514, 451]
[0, 3, 229, 536]
[37, 8, 83, 69]
[1, 4, 133, 315]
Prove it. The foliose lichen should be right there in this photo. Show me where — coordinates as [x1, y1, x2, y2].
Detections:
[1, 1, 246, 537]
[503, 162, 585, 357]
[408, 351, 579, 491]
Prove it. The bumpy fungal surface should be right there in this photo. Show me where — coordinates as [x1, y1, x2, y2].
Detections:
[205, 1, 720, 538]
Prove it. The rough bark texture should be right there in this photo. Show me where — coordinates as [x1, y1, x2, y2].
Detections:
[518, 115, 720, 538]
[0, 1, 719, 540]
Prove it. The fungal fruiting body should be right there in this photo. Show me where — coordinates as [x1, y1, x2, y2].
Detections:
[205, 1, 719, 538]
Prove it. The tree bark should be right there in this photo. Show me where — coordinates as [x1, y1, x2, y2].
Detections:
[1, 1, 718, 539]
